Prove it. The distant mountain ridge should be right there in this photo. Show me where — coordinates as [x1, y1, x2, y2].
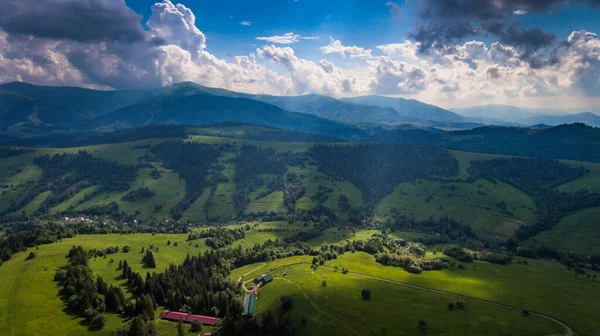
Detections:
[451, 104, 600, 127]
[518, 112, 600, 127]
[342, 95, 464, 123]
[450, 104, 544, 122]
[95, 92, 368, 140]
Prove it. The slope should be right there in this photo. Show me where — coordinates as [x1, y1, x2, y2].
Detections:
[94, 93, 367, 140]
[342, 95, 464, 123]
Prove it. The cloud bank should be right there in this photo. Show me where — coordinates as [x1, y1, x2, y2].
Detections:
[0, 0, 599, 108]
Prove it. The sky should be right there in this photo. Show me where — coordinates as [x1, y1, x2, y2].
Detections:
[1, 0, 600, 110]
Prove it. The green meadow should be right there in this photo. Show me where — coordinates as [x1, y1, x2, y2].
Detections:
[377, 178, 537, 238]
[230, 260, 563, 335]
[0, 233, 209, 336]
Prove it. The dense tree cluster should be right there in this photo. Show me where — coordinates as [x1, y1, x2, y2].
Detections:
[309, 233, 449, 274]
[308, 144, 459, 202]
[386, 215, 476, 243]
[54, 246, 127, 330]
[283, 173, 305, 213]
[0, 223, 76, 265]
[35, 151, 137, 192]
[121, 187, 156, 202]
[443, 245, 512, 265]
[468, 157, 600, 241]
[0, 147, 31, 158]
[232, 146, 289, 215]
[189, 227, 246, 249]
[150, 141, 225, 219]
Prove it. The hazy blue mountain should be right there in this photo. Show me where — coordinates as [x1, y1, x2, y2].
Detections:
[95, 92, 367, 140]
[342, 95, 464, 123]
[163, 82, 415, 124]
[518, 112, 600, 127]
[450, 104, 544, 122]
[0, 82, 157, 129]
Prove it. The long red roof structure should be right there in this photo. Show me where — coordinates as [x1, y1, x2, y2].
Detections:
[160, 311, 221, 326]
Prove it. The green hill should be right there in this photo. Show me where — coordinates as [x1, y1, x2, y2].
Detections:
[2, 125, 600, 245]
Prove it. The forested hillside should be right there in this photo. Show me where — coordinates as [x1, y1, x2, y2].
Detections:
[2, 124, 599, 247]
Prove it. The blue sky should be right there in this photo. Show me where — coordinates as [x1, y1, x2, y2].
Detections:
[122, 0, 600, 61]
[1, 0, 600, 109]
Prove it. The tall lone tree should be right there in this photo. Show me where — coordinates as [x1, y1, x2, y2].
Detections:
[142, 250, 156, 268]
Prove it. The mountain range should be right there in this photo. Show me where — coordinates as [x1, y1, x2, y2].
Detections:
[1, 82, 599, 142]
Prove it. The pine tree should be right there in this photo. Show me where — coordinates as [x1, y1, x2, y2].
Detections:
[177, 318, 185, 336]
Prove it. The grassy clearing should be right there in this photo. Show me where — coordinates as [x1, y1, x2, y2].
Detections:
[232, 262, 562, 336]
[325, 251, 600, 336]
[377, 178, 537, 238]
[526, 207, 600, 255]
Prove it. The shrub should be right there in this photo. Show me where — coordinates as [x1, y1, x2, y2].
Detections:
[191, 319, 203, 331]
[280, 296, 294, 312]
[361, 288, 371, 300]
[26, 252, 36, 260]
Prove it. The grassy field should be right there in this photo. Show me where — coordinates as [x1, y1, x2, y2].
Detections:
[526, 207, 600, 255]
[0, 233, 208, 336]
[325, 252, 600, 336]
[230, 260, 563, 335]
[377, 178, 537, 238]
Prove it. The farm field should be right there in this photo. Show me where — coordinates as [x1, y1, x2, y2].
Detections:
[231, 261, 562, 335]
[526, 207, 600, 255]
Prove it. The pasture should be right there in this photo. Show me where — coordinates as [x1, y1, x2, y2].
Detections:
[377, 178, 537, 238]
[231, 261, 563, 335]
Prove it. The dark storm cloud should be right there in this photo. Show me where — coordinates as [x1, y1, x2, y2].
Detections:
[407, 0, 599, 66]
[0, 0, 146, 43]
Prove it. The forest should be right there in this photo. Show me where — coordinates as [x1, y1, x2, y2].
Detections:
[149, 141, 226, 219]
[308, 144, 459, 202]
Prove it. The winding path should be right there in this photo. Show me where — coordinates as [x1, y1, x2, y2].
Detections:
[322, 266, 573, 336]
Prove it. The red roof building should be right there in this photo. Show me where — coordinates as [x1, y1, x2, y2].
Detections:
[159, 311, 221, 326]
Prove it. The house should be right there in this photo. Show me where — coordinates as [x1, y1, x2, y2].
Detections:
[159, 311, 221, 326]
[254, 274, 273, 286]
[254, 274, 264, 284]
[243, 294, 256, 317]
